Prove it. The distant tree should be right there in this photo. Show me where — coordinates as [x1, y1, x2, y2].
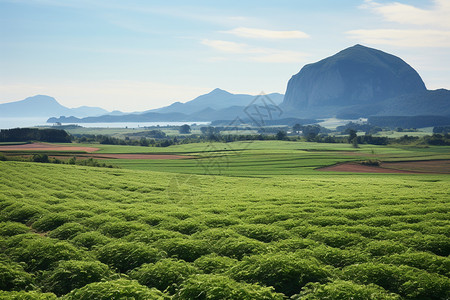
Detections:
[351, 137, 359, 148]
[32, 154, 49, 163]
[433, 126, 450, 134]
[348, 130, 357, 143]
[292, 124, 302, 134]
[303, 125, 321, 141]
[276, 131, 287, 140]
[139, 137, 149, 147]
[179, 124, 191, 134]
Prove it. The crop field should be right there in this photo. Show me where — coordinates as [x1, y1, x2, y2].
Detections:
[0, 140, 449, 299]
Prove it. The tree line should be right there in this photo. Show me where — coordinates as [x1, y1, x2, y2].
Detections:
[0, 128, 71, 143]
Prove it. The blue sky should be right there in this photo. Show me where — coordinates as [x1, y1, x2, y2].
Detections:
[1, 0, 449, 111]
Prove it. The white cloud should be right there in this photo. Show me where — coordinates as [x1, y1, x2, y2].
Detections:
[201, 40, 258, 54]
[223, 27, 309, 39]
[350, 0, 450, 48]
[201, 39, 307, 63]
[362, 0, 450, 28]
[347, 29, 450, 48]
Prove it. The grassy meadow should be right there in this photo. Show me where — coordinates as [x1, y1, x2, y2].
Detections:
[0, 140, 449, 299]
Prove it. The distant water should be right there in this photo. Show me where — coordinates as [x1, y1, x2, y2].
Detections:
[317, 118, 367, 129]
[63, 121, 210, 128]
[0, 118, 49, 129]
[0, 118, 209, 129]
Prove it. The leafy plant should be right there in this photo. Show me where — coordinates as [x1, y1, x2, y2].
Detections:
[0, 222, 30, 237]
[48, 222, 88, 240]
[229, 253, 332, 296]
[296, 280, 401, 300]
[32, 213, 73, 232]
[174, 274, 284, 300]
[61, 279, 169, 300]
[40, 260, 111, 296]
[6, 235, 84, 271]
[0, 261, 33, 291]
[96, 241, 164, 272]
[70, 231, 111, 250]
[130, 258, 200, 294]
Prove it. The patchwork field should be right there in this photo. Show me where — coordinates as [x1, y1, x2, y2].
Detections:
[0, 141, 449, 299]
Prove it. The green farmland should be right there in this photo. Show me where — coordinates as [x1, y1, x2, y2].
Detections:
[0, 140, 449, 299]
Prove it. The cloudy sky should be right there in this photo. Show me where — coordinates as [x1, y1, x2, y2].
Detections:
[1, 0, 449, 112]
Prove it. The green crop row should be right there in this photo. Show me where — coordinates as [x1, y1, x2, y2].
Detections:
[0, 160, 449, 299]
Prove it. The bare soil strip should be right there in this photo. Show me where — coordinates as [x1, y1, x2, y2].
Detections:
[0, 143, 192, 160]
[78, 154, 192, 160]
[382, 160, 450, 174]
[0, 143, 100, 152]
[319, 160, 450, 174]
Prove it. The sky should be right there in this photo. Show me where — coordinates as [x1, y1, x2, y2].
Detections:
[0, 0, 449, 112]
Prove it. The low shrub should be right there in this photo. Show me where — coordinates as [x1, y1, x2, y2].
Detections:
[0, 260, 33, 291]
[32, 213, 73, 232]
[343, 262, 450, 299]
[7, 235, 84, 271]
[174, 274, 284, 300]
[272, 238, 319, 252]
[308, 230, 365, 248]
[364, 240, 407, 256]
[130, 258, 200, 294]
[308, 245, 369, 267]
[97, 241, 164, 273]
[165, 219, 207, 235]
[360, 159, 380, 166]
[4, 204, 44, 224]
[48, 223, 88, 240]
[124, 229, 185, 243]
[153, 238, 210, 262]
[229, 253, 332, 296]
[296, 280, 401, 300]
[61, 279, 168, 300]
[70, 231, 111, 250]
[99, 221, 149, 238]
[381, 251, 450, 277]
[213, 236, 267, 259]
[0, 290, 57, 299]
[233, 224, 288, 242]
[0, 222, 30, 237]
[203, 216, 239, 228]
[194, 254, 238, 274]
[40, 260, 111, 296]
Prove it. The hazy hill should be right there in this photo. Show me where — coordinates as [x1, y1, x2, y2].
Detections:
[150, 88, 284, 115]
[0, 95, 109, 118]
[48, 89, 285, 123]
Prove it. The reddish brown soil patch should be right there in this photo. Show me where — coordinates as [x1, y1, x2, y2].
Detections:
[319, 160, 450, 174]
[84, 154, 192, 160]
[0, 143, 99, 152]
[319, 163, 416, 173]
[382, 160, 450, 174]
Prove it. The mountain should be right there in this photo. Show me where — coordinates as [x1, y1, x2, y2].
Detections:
[48, 89, 285, 123]
[0, 95, 109, 118]
[281, 44, 444, 118]
[150, 88, 284, 115]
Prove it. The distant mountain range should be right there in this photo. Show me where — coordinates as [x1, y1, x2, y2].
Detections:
[149, 88, 283, 114]
[4, 44, 450, 127]
[47, 89, 284, 123]
[0, 95, 109, 118]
